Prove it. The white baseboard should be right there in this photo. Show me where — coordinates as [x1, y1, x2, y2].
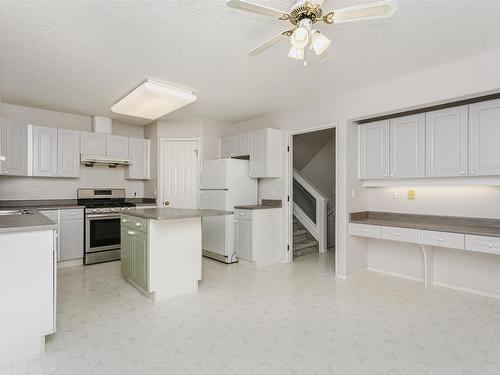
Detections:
[433, 281, 500, 300]
[367, 267, 424, 283]
[367, 267, 500, 300]
[337, 267, 367, 280]
[57, 259, 83, 269]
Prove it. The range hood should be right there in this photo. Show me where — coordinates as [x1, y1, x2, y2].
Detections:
[81, 155, 132, 168]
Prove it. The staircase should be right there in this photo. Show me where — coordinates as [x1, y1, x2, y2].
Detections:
[293, 215, 319, 258]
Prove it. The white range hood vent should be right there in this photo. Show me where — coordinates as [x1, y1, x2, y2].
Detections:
[81, 154, 132, 168]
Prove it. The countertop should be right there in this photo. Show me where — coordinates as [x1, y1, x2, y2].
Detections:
[350, 211, 500, 238]
[234, 199, 282, 210]
[0, 199, 84, 211]
[124, 208, 233, 221]
[0, 211, 58, 234]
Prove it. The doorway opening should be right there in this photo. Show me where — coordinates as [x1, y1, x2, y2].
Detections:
[287, 126, 336, 266]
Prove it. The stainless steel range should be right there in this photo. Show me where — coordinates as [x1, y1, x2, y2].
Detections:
[78, 188, 135, 265]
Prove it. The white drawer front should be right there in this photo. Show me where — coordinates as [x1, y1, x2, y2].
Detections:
[60, 209, 83, 220]
[419, 230, 464, 249]
[350, 223, 382, 239]
[465, 235, 500, 255]
[381, 226, 418, 243]
[234, 209, 253, 220]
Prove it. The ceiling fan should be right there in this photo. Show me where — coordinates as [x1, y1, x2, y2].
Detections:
[227, 0, 397, 64]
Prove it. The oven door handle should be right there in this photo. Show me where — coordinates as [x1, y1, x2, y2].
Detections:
[86, 214, 121, 219]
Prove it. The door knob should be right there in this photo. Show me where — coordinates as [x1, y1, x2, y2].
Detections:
[164, 201, 170, 206]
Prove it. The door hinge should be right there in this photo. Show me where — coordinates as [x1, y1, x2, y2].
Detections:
[287, 145, 290, 152]
[287, 195, 290, 202]
[287, 244, 290, 251]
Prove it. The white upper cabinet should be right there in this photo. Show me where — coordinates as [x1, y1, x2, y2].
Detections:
[0, 118, 28, 176]
[106, 134, 129, 158]
[469, 99, 500, 176]
[359, 120, 390, 180]
[389, 114, 426, 179]
[126, 138, 150, 180]
[81, 131, 106, 156]
[57, 129, 80, 177]
[426, 106, 468, 177]
[249, 128, 281, 178]
[221, 136, 235, 158]
[32, 125, 58, 177]
[235, 134, 250, 156]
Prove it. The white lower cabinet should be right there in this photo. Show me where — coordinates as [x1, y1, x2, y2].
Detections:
[234, 208, 282, 267]
[121, 215, 150, 292]
[39, 208, 84, 262]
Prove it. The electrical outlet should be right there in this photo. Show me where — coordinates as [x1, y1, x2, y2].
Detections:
[391, 190, 398, 199]
[33, 189, 40, 197]
[408, 190, 416, 200]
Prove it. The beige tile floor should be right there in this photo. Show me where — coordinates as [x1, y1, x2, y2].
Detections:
[2, 251, 500, 375]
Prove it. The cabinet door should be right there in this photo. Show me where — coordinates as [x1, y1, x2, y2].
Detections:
[235, 220, 252, 261]
[120, 226, 133, 279]
[469, 99, 500, 176]
[249, 131, 266, 177]
[81, 131, 106, 155]
[390, 114, 425, 178]
[58, 129, 80, 177]
[32, 125, 58, 177]
[235, 134, 250, 156]
[126, 138, 150, 179]
[132, 231, 149, 291]
[358, 120, 389, 179]
[426, 106, 468, 177]
[221, 136, 235, 158]
[59, 219, 84, 261]
[0, 119, 28, 176]
[106, 135, 129, 158]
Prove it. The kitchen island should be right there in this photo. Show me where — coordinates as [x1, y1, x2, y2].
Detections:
[0, 210, 56, 366]
[121, 208, 231, 302]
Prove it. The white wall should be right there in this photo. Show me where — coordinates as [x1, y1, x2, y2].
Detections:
[0, 102, 146, 199]
[220, 48, 500, 291]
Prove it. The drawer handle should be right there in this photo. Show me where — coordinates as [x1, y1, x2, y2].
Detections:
[488, 243, 494, 248]
[127, 230, 135, 235]
[395, 232, 400, 236]
[135, 222, 142, 227]
[438, 238, 443, 241]
[362, 229, 367, 233]
[123, 219, 128, 223]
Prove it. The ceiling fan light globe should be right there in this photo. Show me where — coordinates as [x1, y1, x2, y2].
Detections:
[291, 27, 309, 48]
[288, 46, 305, 60]
[311, 31, 331, 56]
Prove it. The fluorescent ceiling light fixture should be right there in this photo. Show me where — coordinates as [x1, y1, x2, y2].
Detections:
[111, 80, 197, 120]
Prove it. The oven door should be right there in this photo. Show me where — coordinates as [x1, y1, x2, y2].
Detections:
[85, 214, 121, 253]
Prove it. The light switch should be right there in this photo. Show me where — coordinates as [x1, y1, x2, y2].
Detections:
[391, 190, 397, 199]
[408, 190, 416, 200]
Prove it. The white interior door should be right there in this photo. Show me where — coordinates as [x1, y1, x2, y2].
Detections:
[160, 140, 199, 208]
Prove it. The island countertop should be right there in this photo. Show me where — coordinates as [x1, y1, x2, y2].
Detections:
[0, 211, 58, 234]
[124, 207, 232, 221]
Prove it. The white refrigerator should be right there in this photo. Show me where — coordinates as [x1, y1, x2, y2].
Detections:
[200, 159, 258, 263]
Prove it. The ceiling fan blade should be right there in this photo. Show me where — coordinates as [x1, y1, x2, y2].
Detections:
[331, 0, 397, 24]
[227, 0, 290, 18]
[248, 31, 289, 56]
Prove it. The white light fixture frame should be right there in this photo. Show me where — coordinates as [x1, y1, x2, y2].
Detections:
[111, 80, 197, 120]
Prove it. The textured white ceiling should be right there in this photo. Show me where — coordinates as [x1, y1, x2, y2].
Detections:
[1, 0, 500, 125]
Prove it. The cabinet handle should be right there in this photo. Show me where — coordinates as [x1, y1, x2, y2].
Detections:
[127, 230, 135, 235]
[438, 238, 443, 241]
[0, 156, 5, 162]
[135, 222, 141, 227]
[390, 174, 394, 177]
[362, 229, 367, 233]
[488, 243, 493, 248]
[123, 219, 128, 223]
[4, 171, 8, 174]
[395, 232, 400, 236]
[470, 170, 475, 175]
[460, 171, 465, 175]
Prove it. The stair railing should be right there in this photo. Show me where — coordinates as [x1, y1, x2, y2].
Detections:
[293, 169, 329, 251]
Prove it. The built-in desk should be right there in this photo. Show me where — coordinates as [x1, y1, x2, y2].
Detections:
[350, 212, 500, 289]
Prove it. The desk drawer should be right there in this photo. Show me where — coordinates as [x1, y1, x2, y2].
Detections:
[419, 230, 464, 249]
[381, 226, 418, 243]
[121, 215, 134, 228]
[350, 223, 381, 239]
[465, 235, 500, 255]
